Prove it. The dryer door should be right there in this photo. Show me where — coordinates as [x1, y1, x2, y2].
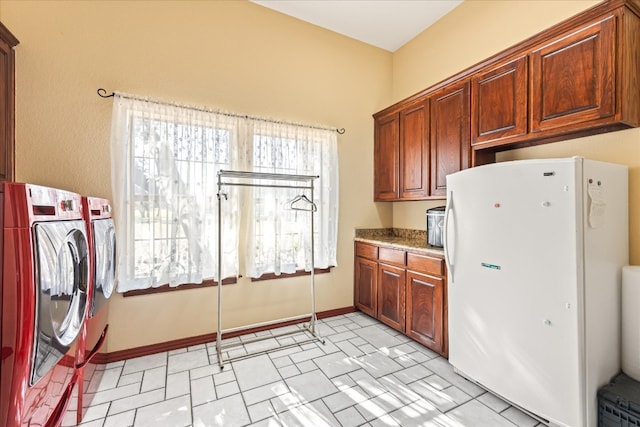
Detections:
[91, 218, 116, 316]
[31, 220, 89, 385]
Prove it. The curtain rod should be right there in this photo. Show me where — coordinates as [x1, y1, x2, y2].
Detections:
[97, 88, 346, 134]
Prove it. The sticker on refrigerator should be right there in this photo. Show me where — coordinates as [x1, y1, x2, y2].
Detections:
[481, 262, 501, 270]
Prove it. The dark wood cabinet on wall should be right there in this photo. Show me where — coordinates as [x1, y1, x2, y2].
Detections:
[0, 23, 18, 182]
[430, 80, 470, 198]
[399, 100, 430, 199]
[471, 56, 528, 147]
[354, 241, 448, 356]
[374, 0, 640, 196]
[530, 15, 616, 134]
[373, 112, 400, 201]
[373, 99, 430, 201]
[373, 92, 468, 201]
[471, 6, 640, 158]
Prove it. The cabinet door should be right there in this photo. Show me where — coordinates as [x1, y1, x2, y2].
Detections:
[406, 270, 444, 353]
[355, 256, 378, 317]
[0, 23, 18, 182]
[530, 15, 616, 133]
[399, 100, 430, 199]
[374, 112, 400, 201]
[472, 56, 528, 146]
[430, 80, 470, 198]
[377, 263, 406, 332]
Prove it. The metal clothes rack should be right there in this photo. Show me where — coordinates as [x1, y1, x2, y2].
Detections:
[215, 170, 325, 368]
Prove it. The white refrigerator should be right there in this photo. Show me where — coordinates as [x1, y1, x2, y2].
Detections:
[444, 157, 628, 427]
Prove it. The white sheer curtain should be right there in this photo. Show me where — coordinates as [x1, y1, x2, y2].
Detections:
[243, 120, 339, 278]
[110, 94, 240, 291]
[110, 93, 339, 291]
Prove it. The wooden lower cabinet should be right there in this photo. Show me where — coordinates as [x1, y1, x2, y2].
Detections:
[377, 263, 406, 332]
[354, 241, 448, 357]
[406, 271, 445, 355]
[355, 256, 377, 317]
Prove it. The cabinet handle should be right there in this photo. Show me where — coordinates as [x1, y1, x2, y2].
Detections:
[444, 191, 454, 282]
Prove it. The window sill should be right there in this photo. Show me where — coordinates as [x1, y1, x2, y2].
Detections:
[122, 267, 333, 296]
[122, 277, 237, 298]
[250, 267, 332, 282]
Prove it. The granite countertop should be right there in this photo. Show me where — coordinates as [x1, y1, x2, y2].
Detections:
[355, 228, 445, 257]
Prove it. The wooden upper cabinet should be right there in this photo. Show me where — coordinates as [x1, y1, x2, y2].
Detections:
[472, 56, 528, 147]
[430, 80, 470, 198]
[374, 0, 640, 192]
[399, 100, 429, 200]
[530, 15, 616, 133]
[374, 98, 430, 202]
[0, 23, 18, 183]
[373, 111, 400, 201]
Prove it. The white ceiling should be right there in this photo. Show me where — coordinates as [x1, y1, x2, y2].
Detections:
[250, 0, 463, 52]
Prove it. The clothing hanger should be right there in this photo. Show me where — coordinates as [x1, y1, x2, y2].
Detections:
[288, 194, 317, 212]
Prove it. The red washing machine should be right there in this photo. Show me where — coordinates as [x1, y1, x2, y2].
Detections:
[0, 183, 89, 427]
[74, 197, 114, 424]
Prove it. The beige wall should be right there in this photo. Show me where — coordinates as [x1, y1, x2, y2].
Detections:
[498, 132, 640, 265]
[1, 0, 393, 352]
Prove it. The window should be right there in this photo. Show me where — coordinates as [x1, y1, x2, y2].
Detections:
[110, 95, 338, 292]
[246, 122, 338, 277]
[130, 116, 231, 283]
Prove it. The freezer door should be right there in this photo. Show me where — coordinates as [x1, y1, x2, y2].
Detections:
[446, 158, 583, 427]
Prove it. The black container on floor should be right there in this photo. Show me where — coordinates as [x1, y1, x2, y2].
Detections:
[599, 373, 640, 426]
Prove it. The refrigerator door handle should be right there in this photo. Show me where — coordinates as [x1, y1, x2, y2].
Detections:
[444, 190, 454, 282]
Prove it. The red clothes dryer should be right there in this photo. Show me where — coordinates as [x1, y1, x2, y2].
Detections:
[0, 183, 89, 427]
[75, 197, 114, 424]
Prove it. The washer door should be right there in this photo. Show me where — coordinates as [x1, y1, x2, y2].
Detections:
[31, 220, 89, 386]
[92, 218, 116, 316]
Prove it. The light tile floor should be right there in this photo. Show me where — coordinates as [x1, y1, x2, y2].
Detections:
[62, 312, 544, 427]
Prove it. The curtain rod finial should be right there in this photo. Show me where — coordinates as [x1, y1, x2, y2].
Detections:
[336, 128, 345, 134]
[97, 88, 115, 98]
